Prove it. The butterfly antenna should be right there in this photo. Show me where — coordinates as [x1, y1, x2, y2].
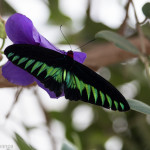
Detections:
[60, 25, 72, 50]
[74, 38, 96, 51]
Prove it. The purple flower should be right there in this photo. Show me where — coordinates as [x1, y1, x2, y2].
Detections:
[2, 13, 87, 98]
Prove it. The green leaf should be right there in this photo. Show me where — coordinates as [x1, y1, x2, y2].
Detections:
[95, 30, 140, 55]
[72, 133, 82, 150]
[14, 133, 35, 150]
[127, 99, 150, 115]
[142, 3, 150, 18]
[61, 141, 77, 150]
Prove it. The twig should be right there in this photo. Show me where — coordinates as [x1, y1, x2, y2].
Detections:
[6, 87, 23, 119]
[131, 0, 150, 78]
[131, 0, 147, 54]
[139, 18, 148, 25]
[33, 88, 57, 150]
[0, 38, 5, 52]
[119, 0, 132, 35]
[0, 16, 6, 53]
[0, 53, 2, 61]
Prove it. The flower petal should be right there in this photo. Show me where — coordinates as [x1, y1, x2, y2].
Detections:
[2, 61, 34, 86]
[38, 34, 60, 51]
[6, 13, 37, 44]
[6, 13, 60, 51]
[73, 51, 87, 63]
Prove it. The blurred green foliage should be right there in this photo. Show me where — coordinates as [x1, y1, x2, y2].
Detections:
[14, 133, 35, 150]
[61, 142, 77, 150]
[142, 23, 150, 40]
[48, 0, 71, 25]
[1, 0, 150, 150]
[0, 0, 16, 15]
[142, 3, 150, 19]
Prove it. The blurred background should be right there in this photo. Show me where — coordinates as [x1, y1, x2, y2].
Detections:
[0, 0, 150, 150]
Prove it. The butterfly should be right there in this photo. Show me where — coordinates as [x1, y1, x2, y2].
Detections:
[4, 44, 130, 111]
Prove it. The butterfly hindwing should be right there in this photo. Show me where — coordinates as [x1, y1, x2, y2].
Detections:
[63, 61, 130, 111]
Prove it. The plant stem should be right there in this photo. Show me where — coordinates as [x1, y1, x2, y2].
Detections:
[131, 0, 150, 78]
[139, 18, 148, 25]
[119, 0, 132, 35]
[0, 38, 5, 54]
[6, 87, 23, 119]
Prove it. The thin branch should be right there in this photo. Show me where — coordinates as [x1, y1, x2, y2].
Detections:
[6, 87, 23, 119]
[131, 0, 150, 79]
[0, 53, 2, 61]
[119, 0, 132, 35]
[139, 18, 148, 25]
[0, 38, 5, 51]
[131, 0, 146, 54]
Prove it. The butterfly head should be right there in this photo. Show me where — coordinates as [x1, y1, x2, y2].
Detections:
[67, 50, 73, 59]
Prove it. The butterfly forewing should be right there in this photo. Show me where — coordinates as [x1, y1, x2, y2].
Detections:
[5, 44, 65, 97]
[5, 44, 130, 111]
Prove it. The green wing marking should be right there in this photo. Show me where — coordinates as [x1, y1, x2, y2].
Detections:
[114, 101, 119, 110]
[8, 52, 14, 58]
[25, 59, 35, 69]
[40, 65, 63, 83]
[31, 61, 43, 73]
[66, 73, 76, 89]
[106, 94, 112, 108]
[63, 69, 67, 81]
[37, 63, 47, 76]
[74, 76, 84, 95]
[18, 57, 28, 65]
[46, 66, 54, 78]
[12, 55, 20, 62]
[66, 71, 70, 83]
[100, 91, 105, 106]
[48, 67, 59, 76]
[92, 86, 98, 103]
[85, 84, 91, 101]
[120, 102, 124, 110]
[53, 68, 63, 83]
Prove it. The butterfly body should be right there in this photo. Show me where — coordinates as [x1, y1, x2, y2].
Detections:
[5, 44, 130, 111]
[67, 50, 74, 58]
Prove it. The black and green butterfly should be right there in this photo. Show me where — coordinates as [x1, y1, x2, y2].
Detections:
[4, 44, 130, 111]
